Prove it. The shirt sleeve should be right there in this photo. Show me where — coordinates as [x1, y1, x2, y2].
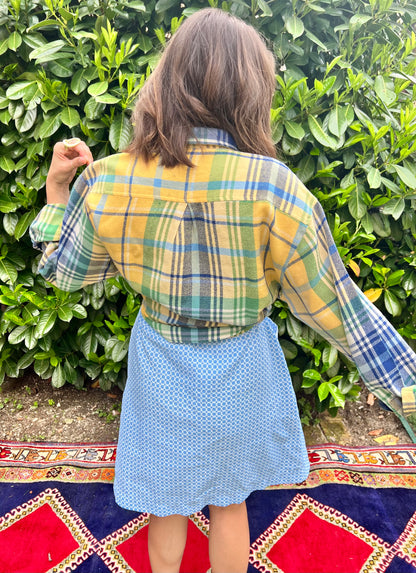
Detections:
[276, 197, 416, 441]
[29, 171, 118, 291]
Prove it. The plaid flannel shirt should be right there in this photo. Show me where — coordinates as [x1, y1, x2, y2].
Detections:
[30, 128, 416, 439]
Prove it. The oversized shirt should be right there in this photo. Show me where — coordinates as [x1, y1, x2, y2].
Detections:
[30, 127, 416, 439]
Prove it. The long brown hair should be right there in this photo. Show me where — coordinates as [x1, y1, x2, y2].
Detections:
[127, 8, 276, 167]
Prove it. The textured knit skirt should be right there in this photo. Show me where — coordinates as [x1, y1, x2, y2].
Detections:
[114, 312, 309, 517]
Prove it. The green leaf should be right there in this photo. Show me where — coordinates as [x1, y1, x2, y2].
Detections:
[384, 290, 401, 316]
[322, 345, 338, 369]
[286, 15, 304, 39]
[301, 377, 318, 388]
[367, 167, 381, 189]
[348, 185, 367, 219]
[0, 38, 9, 56]
[155, 0, 177, 11]
[71, 30, 97, 41]
[8, 31, 22, 51]
[91, 282, 104, 298]
[0, 156, 16, 173]
[371, 212, 391, 237]
[350, 14, 372, 28]
[386, 270, 405, 287]
[23, 32, 48, 50]
[6, 81, 38, 101]
[281, 133, 303, 155]
[109, 114, 133, 152]
[38, 114, 61, 139]
[0, 197, 19, 213]
[305, 30, 328, 52]
[49, 59, 73, 78]
[14, 210, 37, 240]
[71, 68, 90, 95]
[0, 109, 11, 124]
[95, 93, 121, 104]
[296, 155, 315, 184]
[286, 313, 302, 341]
[280, 339, 298, 360]
[84, 98, 106, 120]
[110, 339, 129, 362]
[61, 107, 80, 128]
[52, 363, 66, 388]
[57, 306, 73, 321]
[155, 27, 166, 45]
[72, 304, 88, 319]
[59, 6, 76, 20]
[393, 165, 416, 189]
[0, 259, 18, 284]
[9, 101, 24, 120]
[15, 108, 37, 133]
[138, 32, 153, 54]
[380, 177, 401, 194]
[9, 325, 30, 345]
[25, 328, 37, 350]
[318, 381, 330, 401]
[17, 349, 37, 370]
[308, 116, 338, 148]
[257, 0, 273, 17]
[374, 76, 396, 106]
[328, 105, 354, 137]
[88, 81, 109, 97]
[63, 360, 78, 385]
[3, 213, 18, 235]
[328, 385, 345, 408]
[91, 296, 104, 310]
[8, 252, 25, 270]
[29, 40, 66, 63]
[403, 272, 416, 291]
[29, 19, 61, 32]
[284, 120, 305, 140]
[33, 358, 52, 377]
[272, 121, 283, 144]
[34, 310, 58, 338]
[80, 329, 98, 358]
[303, 369, 321, 381]
[382, 197, 405, 220]
[128, 1, 146, 10]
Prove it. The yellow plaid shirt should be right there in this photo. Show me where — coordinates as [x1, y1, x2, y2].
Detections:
[30, 128, 416, 438]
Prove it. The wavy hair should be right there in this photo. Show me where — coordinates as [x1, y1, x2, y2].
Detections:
[127, 8, 276, 167]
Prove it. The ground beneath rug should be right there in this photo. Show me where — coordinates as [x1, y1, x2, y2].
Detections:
[0, 442, 416, 573]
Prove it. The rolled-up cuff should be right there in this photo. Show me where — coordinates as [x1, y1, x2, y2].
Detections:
[29, 203, 66, 249]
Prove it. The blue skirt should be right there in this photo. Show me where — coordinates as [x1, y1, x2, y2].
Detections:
[114, 312, 309, 517]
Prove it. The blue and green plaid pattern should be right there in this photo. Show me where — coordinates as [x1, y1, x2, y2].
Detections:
[30, 128, 416, 437]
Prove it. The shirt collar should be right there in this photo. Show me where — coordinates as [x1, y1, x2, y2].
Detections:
[188, 127, 238, 150]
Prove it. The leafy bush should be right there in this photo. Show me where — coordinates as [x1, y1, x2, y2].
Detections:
[0, 0, 416, 416]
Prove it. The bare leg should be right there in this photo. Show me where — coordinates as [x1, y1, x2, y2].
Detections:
[208, 501, 250, 573]
[148, 513, 188, 573]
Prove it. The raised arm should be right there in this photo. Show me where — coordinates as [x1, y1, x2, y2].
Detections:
[30, 140, 119, 291]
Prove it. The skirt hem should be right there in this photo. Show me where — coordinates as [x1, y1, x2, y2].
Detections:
[113, 466, 310, 517]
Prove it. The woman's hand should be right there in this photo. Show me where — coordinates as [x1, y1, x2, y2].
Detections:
[46, 138, 94, 205]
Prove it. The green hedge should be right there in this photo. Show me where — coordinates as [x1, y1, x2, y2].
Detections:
[1, 0, 416, 418]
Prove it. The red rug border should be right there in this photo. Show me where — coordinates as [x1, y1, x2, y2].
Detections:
[1, 442, 416, 489]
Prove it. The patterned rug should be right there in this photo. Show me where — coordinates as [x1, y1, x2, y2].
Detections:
[1, 442, 416, 573]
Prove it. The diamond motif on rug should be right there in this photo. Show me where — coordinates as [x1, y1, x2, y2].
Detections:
[392, 510, 416, 567]
[0, 488, 97, 573]
[250, 493, 392, 573]
[96, 510, 210, 572]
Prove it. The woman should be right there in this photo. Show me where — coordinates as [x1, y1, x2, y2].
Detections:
[30, 8, 416, 573]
